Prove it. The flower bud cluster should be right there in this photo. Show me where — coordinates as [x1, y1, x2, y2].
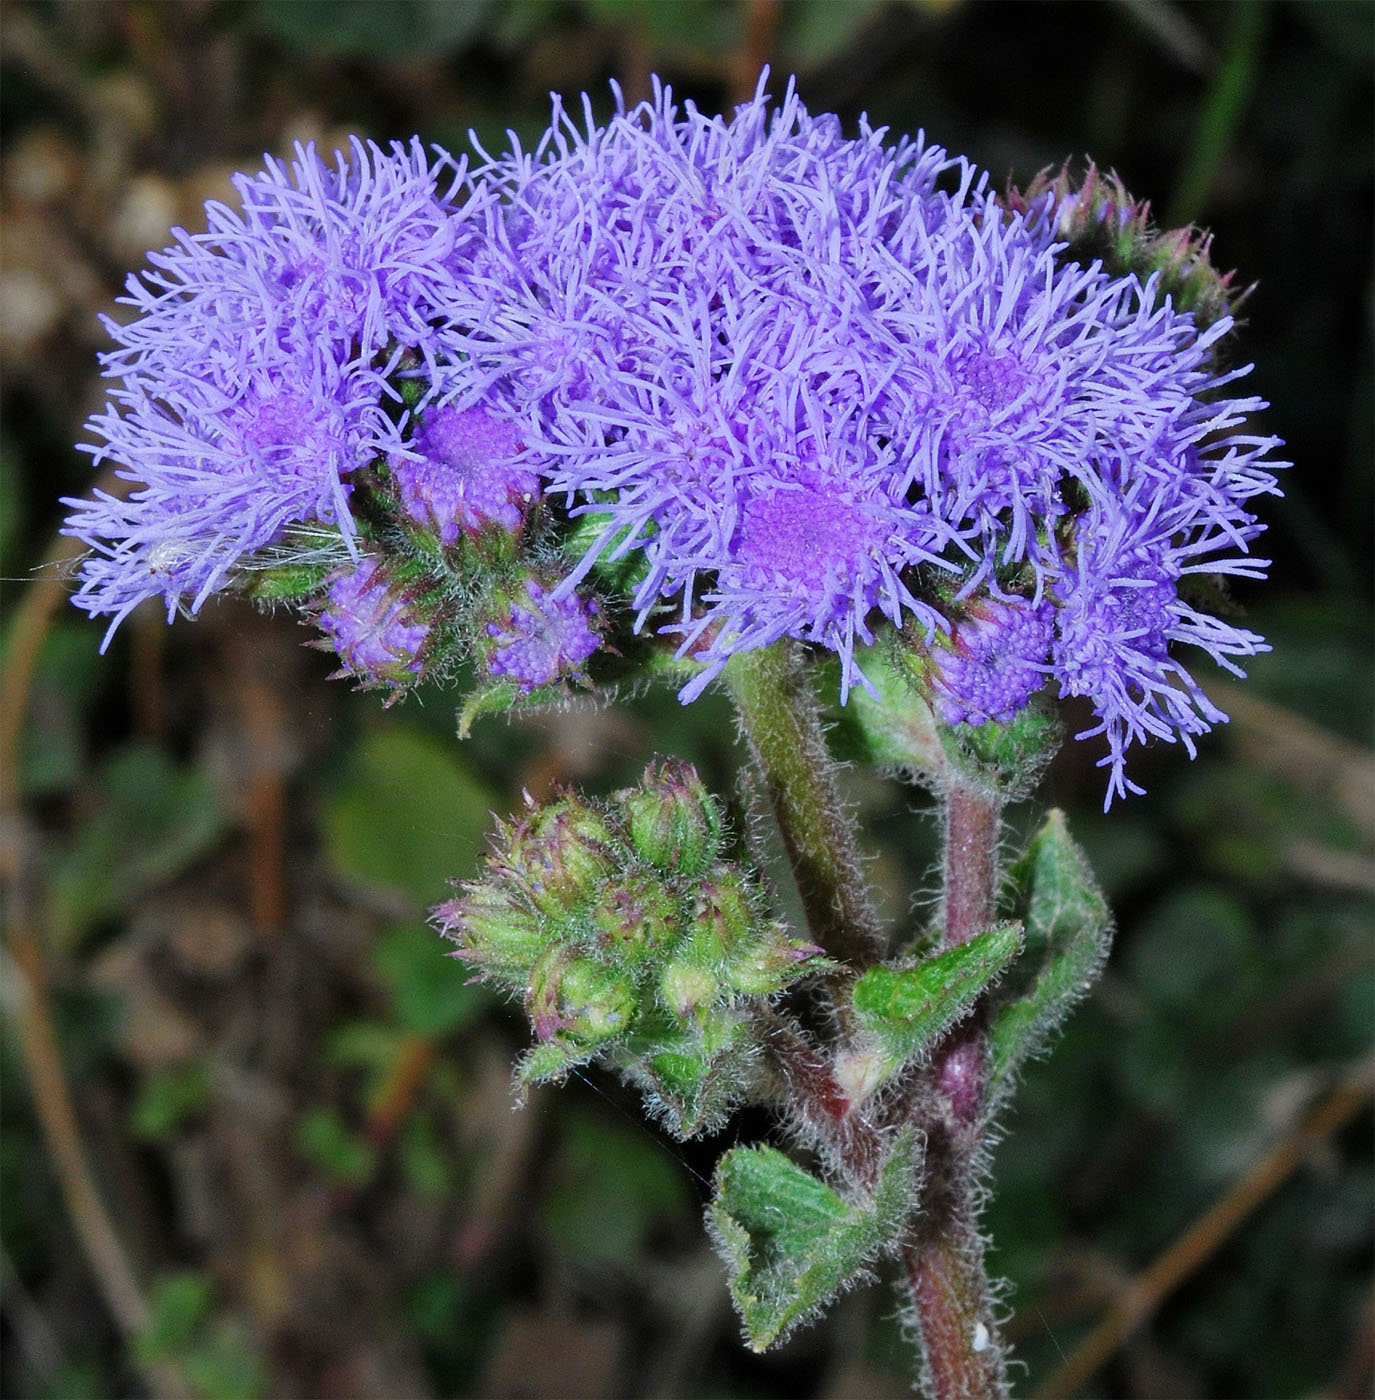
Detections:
[303, 402, 603, 699]
[1005, 162, 1248, 330]
[433, 759, 830, 1135]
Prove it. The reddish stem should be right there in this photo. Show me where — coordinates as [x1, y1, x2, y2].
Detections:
[904, 776, 1008, 1400]
[944, 781, 1001, 949]
[756, 1010, 884, 1186]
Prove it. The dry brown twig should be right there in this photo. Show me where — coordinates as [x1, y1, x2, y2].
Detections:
[1, 497, 188, 1398]
[1034, 1064, 1375, 1399]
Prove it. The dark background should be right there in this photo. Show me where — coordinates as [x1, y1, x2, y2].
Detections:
[2, 3, 1371, 1397]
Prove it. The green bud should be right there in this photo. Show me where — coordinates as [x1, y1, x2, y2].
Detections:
[527, 946, 637, 1047]
[433, 880, 543, 989]
[506, 799, 622, 920]
[1002, 162, 1248, 331]
[618, 1011, 752, 1137]
[623, 759, 722, 877]
[589, 872, 682, 965]
[726, 931, 831, 998]
[690, 867, 759, 960]
[660, 958, 722, 1020]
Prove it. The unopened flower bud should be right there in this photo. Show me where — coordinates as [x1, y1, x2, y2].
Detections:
[623, 759, 722, 878]
[660, 958, 721, 1021]
[315, 555, 432, 689]
[433, 880, 543, 987]
[506, 799, 622, 920]
[888, 605, 1062, 800]
[925, 597, 1053, 729]
[1003, 162, 1246, 330]
[726, 932, 831, 998]
[689, 868, 759, 961]
[527, 946, 636, 1046]
[389, 405, 538, 543]
[480, 577, 600, 693]
[590, 872, 681, 965]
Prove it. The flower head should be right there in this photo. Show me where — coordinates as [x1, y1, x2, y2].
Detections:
[316, 556, 432, 688]
[930, 598, 1054, 728]
[64, 139, 480, 645]
[464, 74, 1283, 797]
[390, 405, 537, 542]
[482, 579, 601, 692]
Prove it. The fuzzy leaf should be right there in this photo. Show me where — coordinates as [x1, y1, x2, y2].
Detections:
[987, 810, 1112, 1100]
[709, 1129, 918, 1350]
[457, 675, 590, 738]
[829, 644, 945, 776]
[851, 923, 1022, 1077]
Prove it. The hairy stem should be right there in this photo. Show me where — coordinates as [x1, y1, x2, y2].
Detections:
[723, 642, 883, 970]
[906, 775, 1008, 1400]
[944, 781, 1001, 948]
[752, 1007, 885, 1185]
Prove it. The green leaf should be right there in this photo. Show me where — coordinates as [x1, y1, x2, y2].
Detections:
[987, 810, 1112, 1100]
[516, 1037, 594, 1088]
[322, 724, 495, 903]
[710, 1129, 919, 1351]
[456, 675, 590, 738]
[47, 743, 226, 944]
[130, 1063, 212, 1142]
[296, 1105, 376, 1186]
[851, 923, 1022, 1079]
[373, 923, 489, 1035]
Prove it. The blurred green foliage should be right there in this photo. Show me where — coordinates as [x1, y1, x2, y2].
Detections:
[322, 722, 496, 903]
[1, 2, 1369, 1398]
[47, 743, 226, 945]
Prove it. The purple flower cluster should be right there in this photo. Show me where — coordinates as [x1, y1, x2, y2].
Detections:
[63, 76, 1283, 797]
[457, 76, 1283, 798]
[64, 138, 481, 645]
[483, 580, 601, 693]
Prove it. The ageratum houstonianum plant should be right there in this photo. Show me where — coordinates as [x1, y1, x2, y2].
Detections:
[63, 75, 1284, 1398]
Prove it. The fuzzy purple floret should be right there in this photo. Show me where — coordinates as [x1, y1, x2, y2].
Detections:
[484, 582, 600, 692]
[391, 406, 537, 542]
[63, 138, 481, 646]
[931, 599, 1055, 727]
[457, 74, 1284, 799]
[317, 557, 430, 684]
